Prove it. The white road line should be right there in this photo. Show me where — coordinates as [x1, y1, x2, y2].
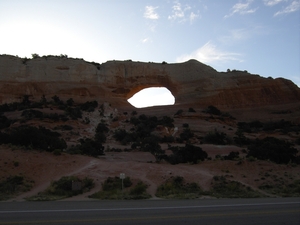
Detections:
[0, 201, 299, 214]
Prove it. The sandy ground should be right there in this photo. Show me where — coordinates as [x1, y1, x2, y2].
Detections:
[1, 144, 299, 201]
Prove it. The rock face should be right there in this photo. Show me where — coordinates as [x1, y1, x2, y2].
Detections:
[0, 55, 299, 108]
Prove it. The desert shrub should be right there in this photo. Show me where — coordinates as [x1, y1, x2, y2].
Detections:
[223, 151, 240, 160]
[238, 120, 263, 133]
[0, 115, 11, 129]
[96, 122, 109, 133]
[188, 107, 196, 112]
[66, 98, 74, 106]
[140, 135, 165, 161]
[161, 135, 175, 143]
[247, 137, 298, 164]
[80, 100, 98, 112]
[167, 144, 208, 164]
[160, 116, 174, 127]
[68, 138, 104, 157]
[263, 120, 299, 133]
[129, 181, 147, 196]
[21, 109, 44, 120]
[174, 109, 183, 116]
[90, 177, 150, 200]
[54, 125, 73, 131]
[0, 175, 32, 200]
[238, 120, 299, 134]
[211, 176, 263, 198]
[94, 132, 106, 143]
[204, 130, 230, 145]
[102, 177, 132, 191]
[203, 105, 221, 115]
[65, 107, 82, 119]
[156, 176, 203, 199]
[3, 125, 67, 151]
[179, 128, 194, 142]
[27, 176, 94, 201]
[234, 129, 251, 146]
[51, 95, 64, 105]
[113, 129, 131, 144]
[259, 179, 300, 197]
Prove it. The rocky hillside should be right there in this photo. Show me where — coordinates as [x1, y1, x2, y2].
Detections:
[1, 55, 299, 109]
[0, 54, 300, 201]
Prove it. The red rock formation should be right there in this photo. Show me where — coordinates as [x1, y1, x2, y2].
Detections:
[0, 55, 299, 109]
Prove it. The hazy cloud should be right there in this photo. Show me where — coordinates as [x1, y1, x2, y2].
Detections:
[168, 1, 200, 23]
[224, 0, 258, 18]
[263, 0, 287, 6]
[220, 26, 267, 44]
[141, 38, 151, 44]
[176, 42, 242, 64]
[144, 6, 159, 20]
[274, 0, 300, 16]
[189, 12, 199, 22]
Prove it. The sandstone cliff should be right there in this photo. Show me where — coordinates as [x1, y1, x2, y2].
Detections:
[0, 55, 299, 109]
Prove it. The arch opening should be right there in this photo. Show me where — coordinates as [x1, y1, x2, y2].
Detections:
[127, 87, 175, 108]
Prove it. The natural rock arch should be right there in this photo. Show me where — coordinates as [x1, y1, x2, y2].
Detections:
[127, 86, 175, 108]
[0, 55, 299, 109]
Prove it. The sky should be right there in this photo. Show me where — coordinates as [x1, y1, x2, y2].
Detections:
[0, 0, 299, 107]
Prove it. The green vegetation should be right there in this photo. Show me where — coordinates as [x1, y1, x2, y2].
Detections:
[247, 137, 299, 164]
[89, 176, 150, 200]
[167, 144, 208, 164]
[67, 138, 104, 157]
[204, 129, 231, 145]
[238, 119, 300, 134]
[0, 125, 67, 151]
[259, 179, 300, 197]
[156, 176, 203, 199]
[0, 175, 33, 201]
[215, 151, 240, 161]
[27, 176, 94, 201]
[202, 105, 234, 119]
[178, 128, 194, 142]
[210, 176, 264, 198]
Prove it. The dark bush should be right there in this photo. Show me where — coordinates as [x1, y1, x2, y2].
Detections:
[3, 126, 67, 151]
[234, 129, 251, 146]
[224, 151, 240, 160]
[96, 122, 109, 133]
[38, 176, 94, 199]
[204, 130, 229, 145]
[167, 144, 208, 164]
[21, 109, 44, 120]
[156, 176, 203, 199]
[80, 101, 98, 112]
[174, 109, 183, 116]
[179, 128, 194, 142]
[65, 107, 82, 119]
[188, 108, 196, 112]
[247, 137, 298, 164]
[211, 176, 263, 198]
[0, 115, 11, 129]
[69, 138, 104, 157]
[0, 175, 28, 200]
[203, 105, 221, 115]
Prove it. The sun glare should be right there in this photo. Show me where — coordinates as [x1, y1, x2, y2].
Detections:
[127, 87, 175, 108]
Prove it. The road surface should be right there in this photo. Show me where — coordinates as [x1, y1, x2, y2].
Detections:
[0, 198, 299, 225]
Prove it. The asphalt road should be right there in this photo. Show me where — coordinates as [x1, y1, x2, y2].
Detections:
[0, 198, 299, 225]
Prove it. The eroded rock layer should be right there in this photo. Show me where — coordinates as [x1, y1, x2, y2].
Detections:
[0, 55, 299, 108]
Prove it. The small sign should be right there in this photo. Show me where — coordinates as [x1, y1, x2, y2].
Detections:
[120, 173, 125, 179]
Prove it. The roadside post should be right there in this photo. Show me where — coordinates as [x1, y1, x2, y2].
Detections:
[120, 173, 125, 191]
